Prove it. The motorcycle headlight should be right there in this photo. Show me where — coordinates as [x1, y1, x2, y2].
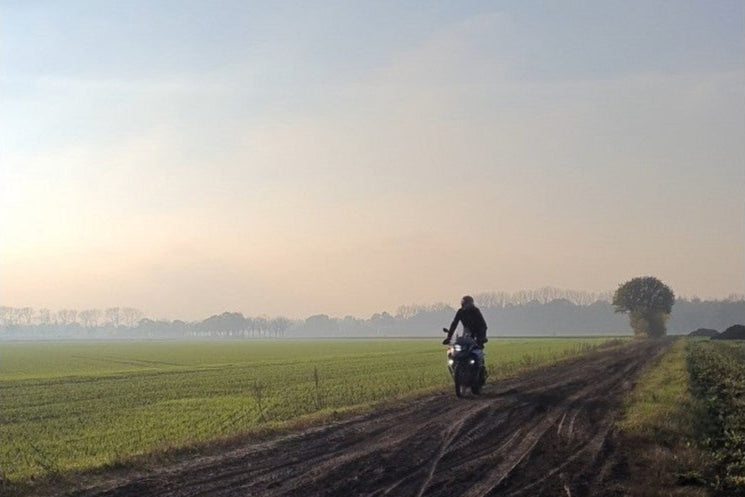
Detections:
[454, 344, 462, 352]
[447, 359, 454, 366]
[469, 359, 476, 365]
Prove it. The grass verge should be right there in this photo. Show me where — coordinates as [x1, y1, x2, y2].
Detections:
[615, 338, 711, 496]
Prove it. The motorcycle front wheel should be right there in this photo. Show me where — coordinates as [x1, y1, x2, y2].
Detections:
[453, 363, 469, 398]
[471, 380, 481, 395]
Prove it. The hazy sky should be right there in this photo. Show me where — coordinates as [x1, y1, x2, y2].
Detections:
[2, 1, 744, 320]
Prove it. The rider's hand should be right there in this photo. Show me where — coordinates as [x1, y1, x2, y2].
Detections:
[442, 338, 450, 345]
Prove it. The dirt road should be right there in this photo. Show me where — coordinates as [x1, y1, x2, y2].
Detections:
[74, 340, 669, 497]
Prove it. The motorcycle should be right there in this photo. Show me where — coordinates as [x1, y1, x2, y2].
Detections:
[443, 328, 485, 397]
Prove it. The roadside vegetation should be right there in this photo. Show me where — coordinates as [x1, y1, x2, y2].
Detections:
[618, 338, 745, 496]
[0, 337, 617, 490]
[687, 340, 745, 495]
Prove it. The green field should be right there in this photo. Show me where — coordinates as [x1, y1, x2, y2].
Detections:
[687, 340, 745, 494]
[0, 338, 617, 483]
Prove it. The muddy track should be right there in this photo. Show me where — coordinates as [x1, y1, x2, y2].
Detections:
[73, 340, 669, 497]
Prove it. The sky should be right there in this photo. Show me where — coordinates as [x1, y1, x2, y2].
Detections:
[1, 1, 744, 321]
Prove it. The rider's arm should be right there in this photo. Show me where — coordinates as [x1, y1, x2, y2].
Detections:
[447, 309, 462, 338]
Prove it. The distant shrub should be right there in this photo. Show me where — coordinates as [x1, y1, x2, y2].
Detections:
[689, 328, 719, 338]
[712, 324, 745, 340]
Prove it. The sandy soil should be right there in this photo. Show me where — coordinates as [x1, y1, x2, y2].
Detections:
[71, 340, 669, 497]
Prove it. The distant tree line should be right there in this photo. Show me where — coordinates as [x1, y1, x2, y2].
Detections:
[0, 306, 145, 328]
[1, 288, 743, 340]
[0, 307, 292, 340]
[136, 312, 293, 339]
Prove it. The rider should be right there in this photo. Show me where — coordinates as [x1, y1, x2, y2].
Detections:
[443, 295, 488, 380]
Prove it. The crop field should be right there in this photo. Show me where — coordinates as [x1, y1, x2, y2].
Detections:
[0, 337, 618, 484]
[687, 340, 745, 494]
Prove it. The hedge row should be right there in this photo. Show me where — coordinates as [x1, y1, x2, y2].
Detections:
[687, 341, 745, 495]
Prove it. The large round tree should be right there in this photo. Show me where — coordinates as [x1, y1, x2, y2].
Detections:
[613, 276, 675, 337]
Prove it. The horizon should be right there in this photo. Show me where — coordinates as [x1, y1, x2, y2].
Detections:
[3, 286, 744, 323]
[2, 1, 744, 321]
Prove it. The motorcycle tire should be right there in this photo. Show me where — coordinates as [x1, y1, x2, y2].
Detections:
[453, 363, 469, 398]
[471, 379, 481, 395]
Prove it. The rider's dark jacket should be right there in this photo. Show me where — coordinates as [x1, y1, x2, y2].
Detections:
[446, 305, 487, 346]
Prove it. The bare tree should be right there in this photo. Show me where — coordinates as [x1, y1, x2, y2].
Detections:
[121, 308, 143, 328]
[18, 307, 34, 325]
[37, 308, 52, 326]
[105, 307, 121, 327]
[269, 317, 292, 338]
[246, 317, 257, 337]
[396, 305, 422, 319]
[0, 307, 18, 326]
[254, 317, 268, 338]
[57, 309, 78, 325]
[79, 309, 102, 328]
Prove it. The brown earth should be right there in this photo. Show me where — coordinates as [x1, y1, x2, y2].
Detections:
[71, 339, 670, 497]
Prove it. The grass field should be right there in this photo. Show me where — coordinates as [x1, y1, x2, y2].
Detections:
[0, 337, 618, 483]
